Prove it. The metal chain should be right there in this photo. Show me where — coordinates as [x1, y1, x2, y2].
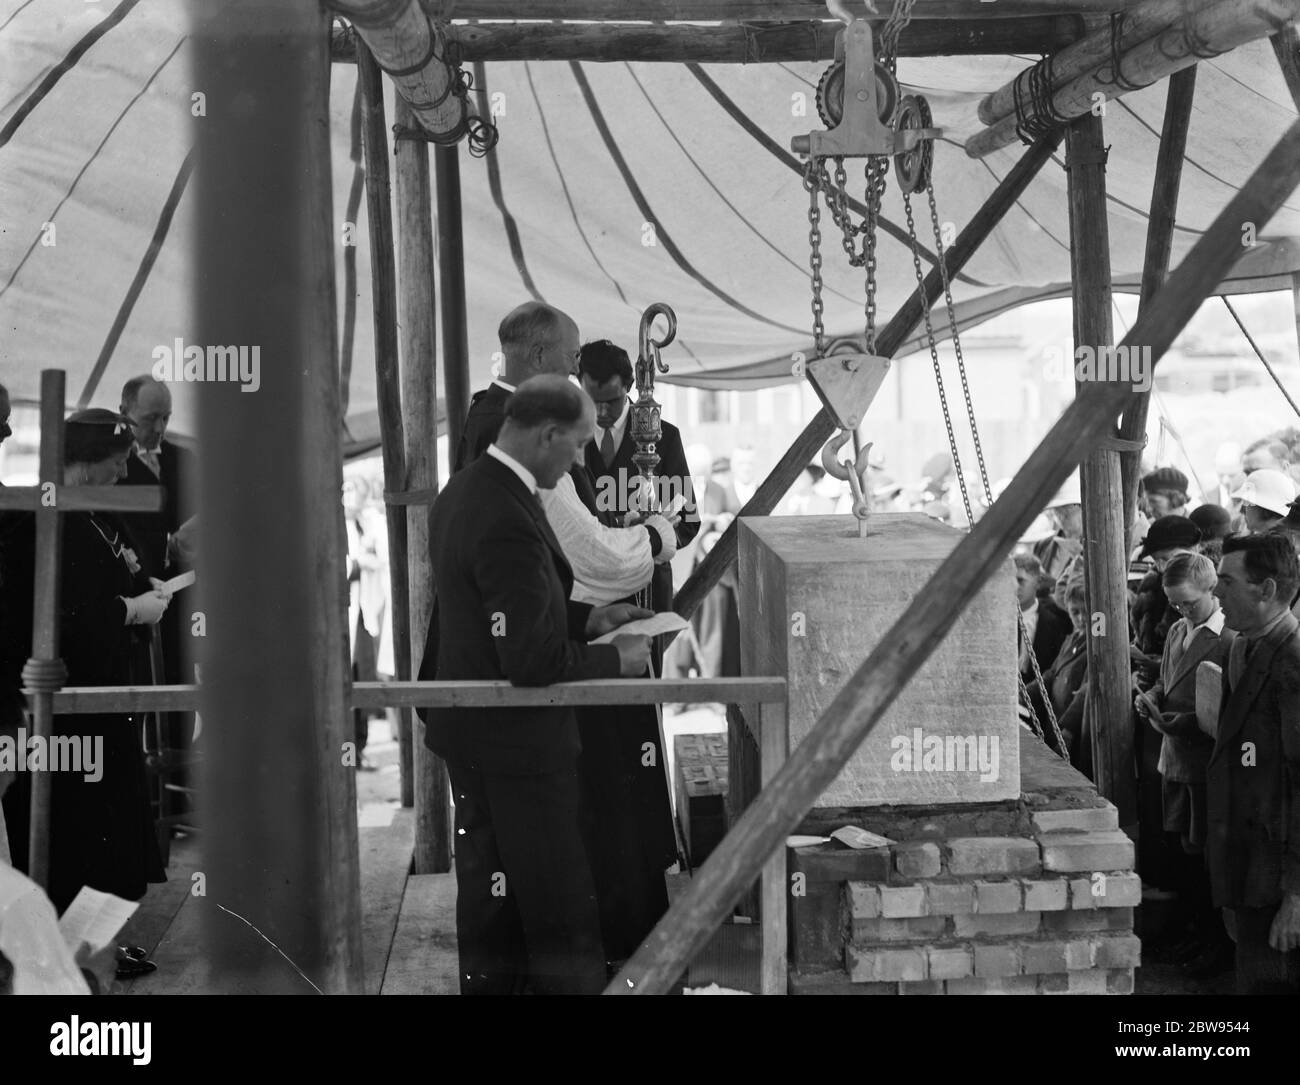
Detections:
[911, 179, 1070, 759]
[863, 157, 887, 351]
[879, 0, 919, 72]
[804, 158, 827, 356]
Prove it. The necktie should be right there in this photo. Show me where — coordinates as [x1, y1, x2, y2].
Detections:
[600, 427, 615, 465]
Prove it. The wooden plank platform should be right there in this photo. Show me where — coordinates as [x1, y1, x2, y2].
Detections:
[380, 872, 459, 995]
[360, 807, 415, 995]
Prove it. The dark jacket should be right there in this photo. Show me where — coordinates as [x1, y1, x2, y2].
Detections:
[1148, 614, 1235, 783]
[1131, 568, 1174, 690]
[116, 440, 196, 578]
[585, 416, 699, 612]
[1021, 598, 1071, 685]
[1207, 611, 1300, 909]
[423, 454, 621, 775]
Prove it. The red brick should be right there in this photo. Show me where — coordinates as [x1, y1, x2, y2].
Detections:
[1106, 968, 1135, 994]
[973, 944, 1021, 978]
[1039, 971, 1070, 994]
[898, 980, 945, 995]
[1092, 933, 1141, 969]
[1067, 970, 1110, 994]
[928, 945, 974, 980]
[894, 841, 942, 879]
[1021, 938, 1093, 975]
[926, 881, 976, 915]
[791, 882, 846, 972]
[847, 882, 881, 919]
[1022, 878, 1069, 912]
[1041, 907, 1134, 933]
[1030, 804, 1119, 834]
[879, 885, 927, 918]
[946, 975, 1038, 994]
[846, 945, 927, 983]
[947, 836, 1041, 876]
[1039, 831, 1134, 873]
[953, 911, 1041, 937]
[852, 916, 946, 944]
[973, 879, 1022, 914]
[1067, 872, 1142, 909]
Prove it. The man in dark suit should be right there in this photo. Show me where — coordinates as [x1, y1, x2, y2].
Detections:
[117, 376, 196, 582]
[1014, 553, 1070, 686]
[1209, 534, 1300, 993]
[578, 339, 700, 612]
[1137, 552, 1235, 974]
[426, 376, 652, 995]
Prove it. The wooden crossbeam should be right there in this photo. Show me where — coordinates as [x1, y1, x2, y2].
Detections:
[672, 128, 1064, 621]
[331, 16, 1084, 63]
[612, 116, 1300, 997]
[413, 0, 1133, 19]
[0, 485, 163, 513]
[48, 677, 786, 713]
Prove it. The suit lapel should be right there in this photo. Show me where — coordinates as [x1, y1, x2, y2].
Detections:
[1165, 625, 1219, 694]
[1216, 614, 1297, 752]
[481, 457, 575, 583]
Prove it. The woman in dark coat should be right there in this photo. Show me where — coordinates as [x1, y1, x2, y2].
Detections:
[1, 410, 170, 925]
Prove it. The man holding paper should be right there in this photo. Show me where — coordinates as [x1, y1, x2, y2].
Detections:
[425, 376, 651, 995]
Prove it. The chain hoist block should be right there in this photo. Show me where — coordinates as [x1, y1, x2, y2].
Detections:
[805, 353, 891, 432]
[815, 58, 899, 131]
[894, 94, 934, 194]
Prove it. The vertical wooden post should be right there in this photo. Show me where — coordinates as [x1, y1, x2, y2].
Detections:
[435, 145, 471, 458]
[25, 371, 66, 890]
[1117, 66, 1197, 540]
[758, 698, 788, 995]
[1292, 272, 1300, 360]
[1065, 112, 1135, 826]
[357, 45, 414, 802]
[394, 97, 452, 872]
[194, 0, 361, 992]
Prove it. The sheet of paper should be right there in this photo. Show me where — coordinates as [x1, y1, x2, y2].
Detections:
[162, 570, 196, 594]
[787, 834, 832, 848]
[591, 611, 689, 645]
[57, 886, 138, 955]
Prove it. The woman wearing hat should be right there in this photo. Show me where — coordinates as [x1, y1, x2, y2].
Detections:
[0, 409, 171, 976]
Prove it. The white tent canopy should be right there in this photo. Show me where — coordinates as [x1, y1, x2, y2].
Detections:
[3, 1, 1298, 453]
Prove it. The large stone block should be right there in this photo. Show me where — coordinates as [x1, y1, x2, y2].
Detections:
[738, 514, 1019, 807]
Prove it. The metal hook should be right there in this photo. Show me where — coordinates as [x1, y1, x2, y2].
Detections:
[821, 430, 873, 531]
[638, 302, 676, 376]
[825, 0, 876, 24]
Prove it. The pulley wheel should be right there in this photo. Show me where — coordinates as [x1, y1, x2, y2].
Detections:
[816, 59, 899, 129]
[894, 94, 933, 195]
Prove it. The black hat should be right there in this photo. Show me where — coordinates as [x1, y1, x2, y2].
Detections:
[1142, 466, 1189, 494]
[1138, 514, 1201, 557]
[64, 408, 133, 465]
[1188, 503, 1232, 540]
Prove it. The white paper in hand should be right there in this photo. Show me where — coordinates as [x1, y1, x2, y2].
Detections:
[591, 611, 689, 645]
[162, 570, 196, 595]
[57, 886, 138, 955]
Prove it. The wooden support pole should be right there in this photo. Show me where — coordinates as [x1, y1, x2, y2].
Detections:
[435, 145, 472, 464]
[1066, 113, 1135, 825]
[966, 0, 1300, 158]
[358, 46, 415, 804]
[1271, 21, 1300, 110]
[415, 0, 1133, 18]
[331, 16, 1084, 64]
[25, 371, 65, 890]
[194, 0, 361, 992]
[978, 0, 1194, 125]
[394, 95, 453, 871]
[611, 118, 1300, 995]
[1118, 66, 1197, 539]
[673, 129, 1064, 620]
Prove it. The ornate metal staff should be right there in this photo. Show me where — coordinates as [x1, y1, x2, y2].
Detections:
[629, 302, 676, 518]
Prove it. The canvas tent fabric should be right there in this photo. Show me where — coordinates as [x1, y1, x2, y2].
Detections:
[2, 1, 1299, 452]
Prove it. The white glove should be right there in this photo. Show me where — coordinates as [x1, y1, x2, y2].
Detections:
[123, 590, 170, 626]
[643, 514, 678, 565]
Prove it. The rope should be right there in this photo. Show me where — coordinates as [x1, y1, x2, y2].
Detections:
[1102, 12, 1157, 93]
[1013, 56, 1069, 147]
[1221, 295, 1300, 423]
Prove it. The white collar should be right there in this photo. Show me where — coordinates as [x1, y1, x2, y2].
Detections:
[133, 441, 160, 458]
[1189, 606, 1226, 638]
[491, 378, 516, 394]
[1021, 597, 1040, 617]
[486, 443, 537, 496]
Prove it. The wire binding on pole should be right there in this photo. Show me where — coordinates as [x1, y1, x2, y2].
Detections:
[22, 657, 67, 693]
[1102, 12, 1157, 93]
